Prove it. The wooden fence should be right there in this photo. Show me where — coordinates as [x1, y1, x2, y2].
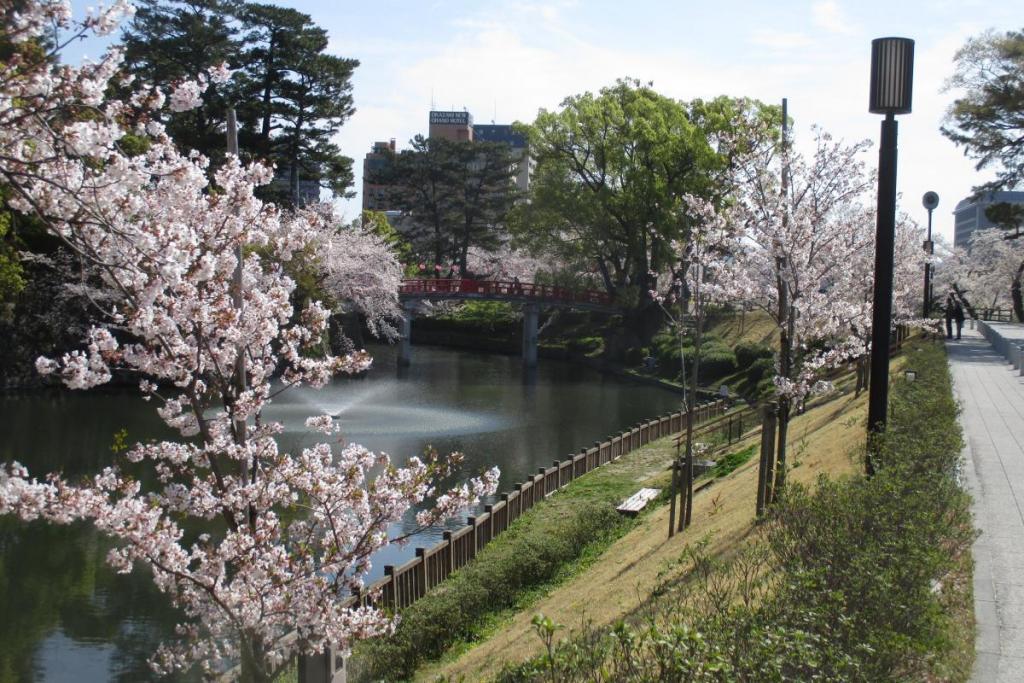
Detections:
[296, 399, 727, 682]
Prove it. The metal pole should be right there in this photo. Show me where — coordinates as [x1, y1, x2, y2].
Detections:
[923, 207, 933, 317]
[867, 113, 899, 475]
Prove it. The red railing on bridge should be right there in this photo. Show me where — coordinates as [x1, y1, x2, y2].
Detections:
[399, 278, 612, 307]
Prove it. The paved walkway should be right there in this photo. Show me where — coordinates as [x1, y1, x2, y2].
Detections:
[947, 325, 1024, 681]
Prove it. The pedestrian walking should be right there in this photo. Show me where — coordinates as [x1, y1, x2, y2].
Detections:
[953, 298, 965, 340]
[944, 295, 955, 339]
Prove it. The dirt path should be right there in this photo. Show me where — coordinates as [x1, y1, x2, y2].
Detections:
[419, 386, 868, 682]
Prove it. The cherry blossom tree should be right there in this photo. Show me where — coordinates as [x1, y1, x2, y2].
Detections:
[653, 194, 739, 536]
[940, 229, 1024, 320]
[0, 3, 497, 680]
[712, 128, 876, 494]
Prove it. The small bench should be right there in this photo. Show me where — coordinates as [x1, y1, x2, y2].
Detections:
[616, 488, 660, 517]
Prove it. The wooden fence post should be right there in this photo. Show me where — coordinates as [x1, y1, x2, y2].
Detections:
[757, 403, 778, 516]
[383, 565, 395, 611]
[415, 548, 427, 597]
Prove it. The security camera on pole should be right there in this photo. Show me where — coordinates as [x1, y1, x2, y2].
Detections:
[922, 191, 939, 317]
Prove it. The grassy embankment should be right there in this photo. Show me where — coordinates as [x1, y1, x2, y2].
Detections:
[356, 354, 857, 681]
[420, 338, 974, 683]
[418, 366, 865, 681]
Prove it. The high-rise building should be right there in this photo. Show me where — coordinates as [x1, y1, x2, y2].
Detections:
[472, 123, 530, 192]
[362, 139, 396, 212]
[428, 110, 473, 142]
[953, 190, 1024, 248]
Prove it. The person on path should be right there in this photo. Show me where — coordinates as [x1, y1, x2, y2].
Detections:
[953, 298, 965, 340]
[945, 295, 955, 339]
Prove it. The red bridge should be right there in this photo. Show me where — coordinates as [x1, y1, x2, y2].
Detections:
[397, 279, 615, 368]
[398, 278, 614, 310]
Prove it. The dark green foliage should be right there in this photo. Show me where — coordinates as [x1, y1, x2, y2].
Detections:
[746, 356, 774, 385]
[709, 444, 757, 478]
[623, 347, 645, 366]
[374, 136, 519, 270]
[566, 336, 602, 356]
[121, 0, 238, 167]
[496, 341, 974, 682]
[694, 343, 737, 383]
[651, 333, 737, 383]
[121, 1, 359, 205]
[942, 28, 1024, 193]
[734, 341, 773, 370]
[350, 503, 624, 682]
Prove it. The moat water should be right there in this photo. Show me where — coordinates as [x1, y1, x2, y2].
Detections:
[0, 344, 681, 682]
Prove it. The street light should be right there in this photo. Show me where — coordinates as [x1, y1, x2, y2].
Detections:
[922, 191, 939, 317]
[867, 37, 915, 476]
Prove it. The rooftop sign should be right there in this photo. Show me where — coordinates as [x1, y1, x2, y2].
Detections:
[429, 110, 471, 126]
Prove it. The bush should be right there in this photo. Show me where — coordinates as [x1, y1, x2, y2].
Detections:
[496, 341, 974, 683]
[746, 356, 774, 385]
[350, 503, 624, 682]
[695, 347, 737, 382]
[734, 341, 773, 369]
[567, 336, 602, 355]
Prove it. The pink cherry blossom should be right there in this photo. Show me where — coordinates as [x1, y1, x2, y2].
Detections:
[0, 4, 498, 679]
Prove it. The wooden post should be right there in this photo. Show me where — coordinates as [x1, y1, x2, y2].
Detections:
[485, 504, 495, 542]
[415, 548, 427, 597]
[442, 530, 454, 576]
[757, 403, 778, 514]
[383, 566, 395, 611]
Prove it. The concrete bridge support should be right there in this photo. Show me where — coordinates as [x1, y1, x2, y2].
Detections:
[398, 304, 414, 366]
[522, 303, 539, 367]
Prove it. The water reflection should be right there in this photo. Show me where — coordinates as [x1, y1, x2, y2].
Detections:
[0, 343, 681, 681]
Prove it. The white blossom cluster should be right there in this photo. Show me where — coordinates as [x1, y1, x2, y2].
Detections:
[0, 3, 498, 679]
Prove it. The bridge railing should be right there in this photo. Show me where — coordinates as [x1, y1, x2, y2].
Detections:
[399, 278, 612, 307]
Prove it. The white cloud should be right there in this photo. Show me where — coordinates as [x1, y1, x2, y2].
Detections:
[750, 29, 814, 50]
[812, 0, 858, 36]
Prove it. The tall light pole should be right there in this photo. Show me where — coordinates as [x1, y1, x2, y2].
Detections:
[922, 191, 939, 317]
[866, 37, 914, 476]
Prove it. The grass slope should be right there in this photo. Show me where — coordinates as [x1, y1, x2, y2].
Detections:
[420, 366, 874, 682]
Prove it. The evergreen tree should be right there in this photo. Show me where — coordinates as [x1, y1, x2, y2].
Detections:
[376, 136, 518, 271]
[943, 28, 1024, 192]
[234, 4, 357, 205]
[450, 140, 519, 272]
[121, 0, 238, 165]
[121, 1, 359, 206]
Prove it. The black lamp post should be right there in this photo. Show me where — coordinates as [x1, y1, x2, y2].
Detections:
[866, 37, 914, 476]
[922, 191, 938, 317]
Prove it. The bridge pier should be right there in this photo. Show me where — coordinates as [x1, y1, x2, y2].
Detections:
[522, 303, 539, 367]
[398, 304, 414, 366]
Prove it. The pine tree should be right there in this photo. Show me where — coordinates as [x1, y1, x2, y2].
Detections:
[121, 0, 239, 165]
[235, 4, 357, 206]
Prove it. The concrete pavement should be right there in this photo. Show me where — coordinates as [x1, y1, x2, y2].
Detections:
[947, 325, 1024, 681]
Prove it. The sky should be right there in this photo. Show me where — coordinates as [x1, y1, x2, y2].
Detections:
[276, 0, 1014, 243]
[73, 0, 1020, 242]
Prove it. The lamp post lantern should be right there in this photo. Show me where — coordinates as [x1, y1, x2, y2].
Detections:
[922, 191, 939, 317]
[866, 37, 914, 476]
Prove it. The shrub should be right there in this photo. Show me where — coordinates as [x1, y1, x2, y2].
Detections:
[495, 340, 974, 683]
[746, 355, 774, 384]
[567, 336, 602, 355]
[350, 503, 624, 682]
[709, 444, 758, 478]
[734, 341, 773, 369]
[693, 342, 736, 382]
